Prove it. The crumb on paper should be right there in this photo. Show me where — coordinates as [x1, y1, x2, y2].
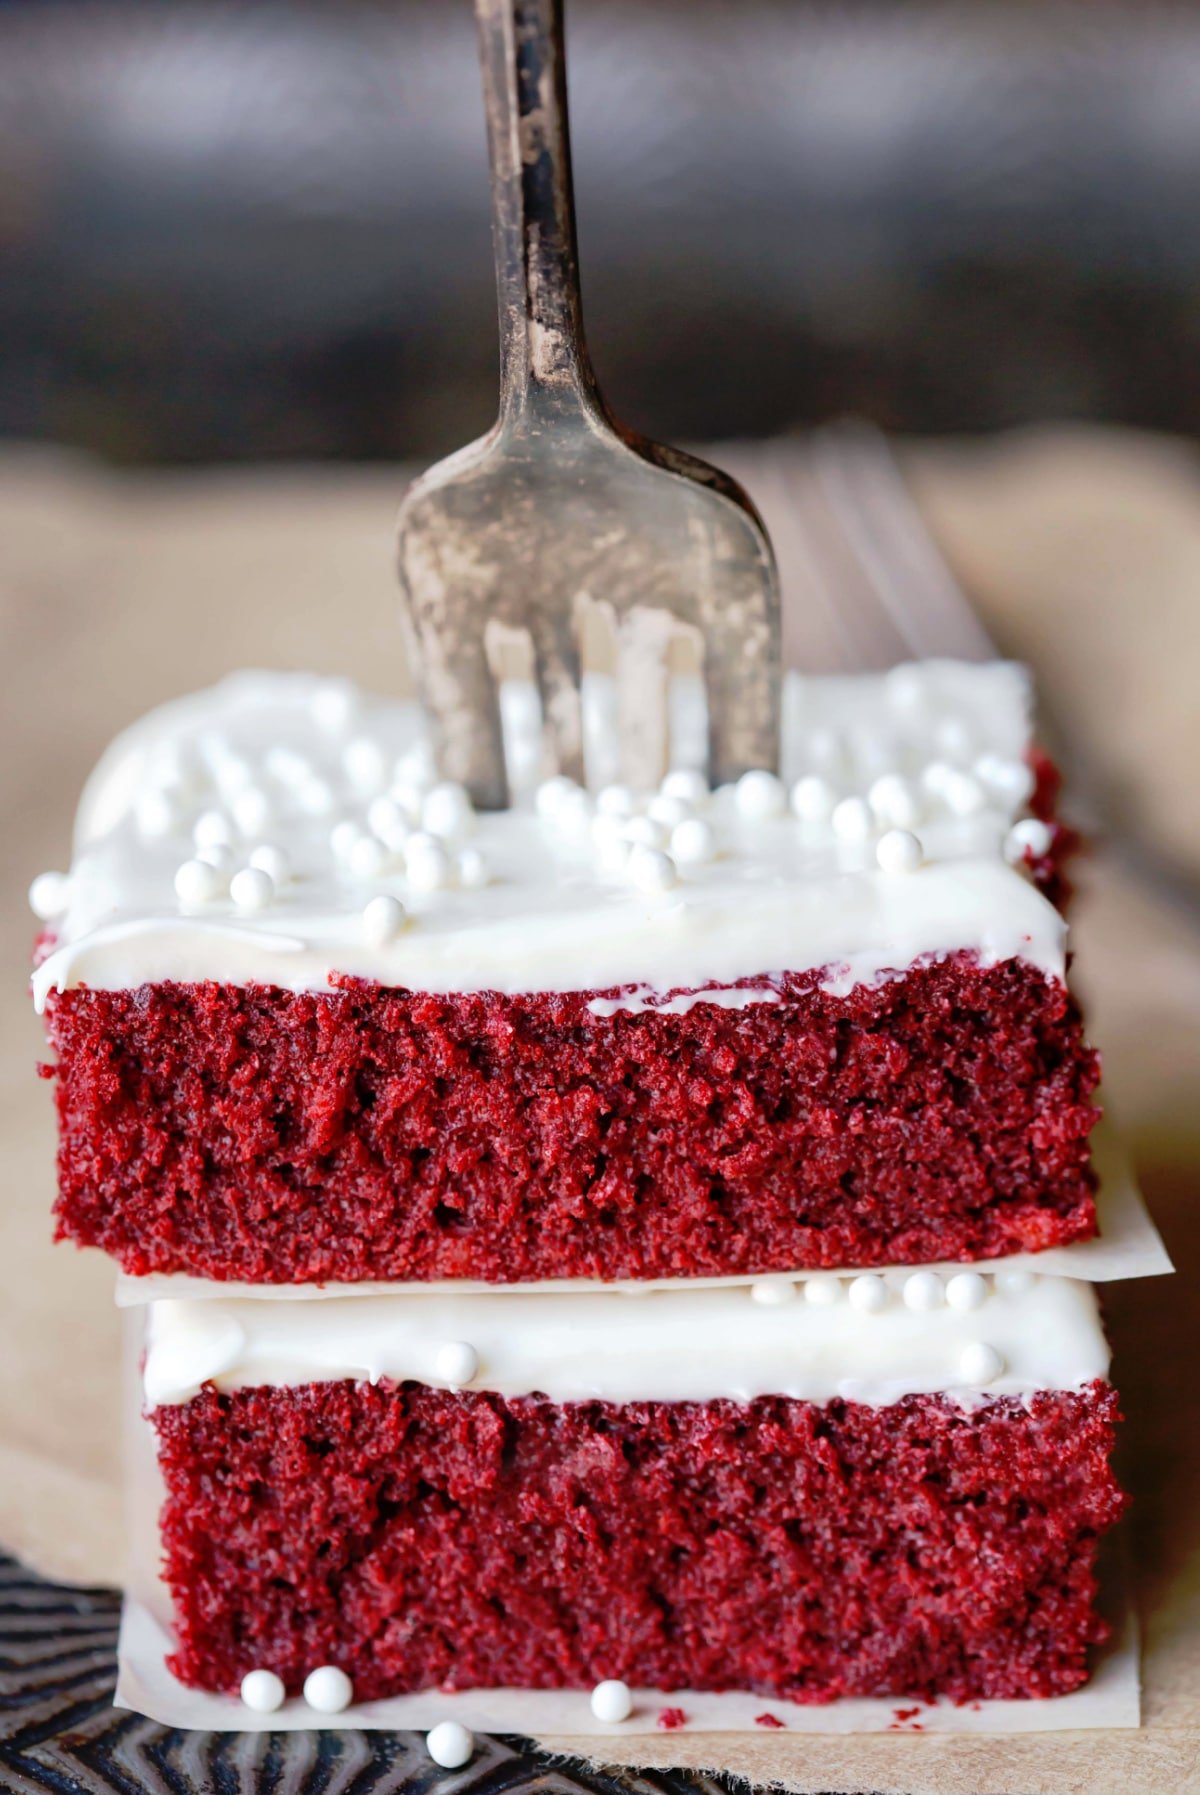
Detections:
[656, 1706, 687, 1731]
[892, 1706, 921, 1722]
[754, 1711, 785, 1728]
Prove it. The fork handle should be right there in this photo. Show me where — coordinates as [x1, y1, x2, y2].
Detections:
[475, 0, 600, 424]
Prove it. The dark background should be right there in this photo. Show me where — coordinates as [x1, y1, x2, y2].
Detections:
[3, 0, 1199, 466]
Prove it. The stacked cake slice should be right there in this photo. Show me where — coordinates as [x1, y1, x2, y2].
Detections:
[142, 1279, 1122, 1705]
[31, 658, 1152, 1723]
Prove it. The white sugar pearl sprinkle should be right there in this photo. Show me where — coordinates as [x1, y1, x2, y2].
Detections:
[959, 1342, 1005, 1385]
[395, 741, 436, 788]
[868, 775, 921, 830]
[405, 834, 453, 893]
[342, 738, 388, 794]
[240, 1669, 285, 1713]
[902, 1271, 945, 1312]
[456, 847, 490, 889]
[436, 1341, 479, 1387]
[248, 844, 289, 883]
[426, 1721, 475, 1769]
[831, 796, 873, 841]
[750, 1276, 796, 1306]
[303, 1665, 354, 1714]
[977, 756, 1036, 807]
[174, 858, 225, 906]
[367, 795, 411, 850]
[596, 783, 636, 819]
[875, 829, 923, 874]
[362, 895, 408, 946]
[921, 760, 956, 796]
[193, 809, 233, 851]
[348, 834, 391, 880]
[647, 793, 692, 829]
[29, 871, 71, 921]
[735, 768, 787, 820]
[941, 771, 985, 817]
[628, 845, 678, 894]
[660, 768, 708, 806]
[556, 788, 596, 838]
[848, 1273, 889, 1313]
[422, 781, 475, 841]
[623, 815, 668, 850]
[670, 817, 716, 866]
[804, 1275, 842, 1307]
[995, 1267, 1037, 1297]
[590, 1679, 634, 1723]
[1005, 818, 1053, 863]
[229, 866, 275, 912]
[330, 820, 366, 861]
[389, 784, 426, 826]
[196, 842, 235, 871]
[535, 775, 579, 818]
[791, 775, 836, 823]
[946, 1271, 989, 1312]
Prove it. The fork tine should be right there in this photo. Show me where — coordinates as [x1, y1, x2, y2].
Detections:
[695, 560, 781, 783]
[615, 605, 676, 789]
[530, 608, 585, 786]
[414, 621, 509, 809]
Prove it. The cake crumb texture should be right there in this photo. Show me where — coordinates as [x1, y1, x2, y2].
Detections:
[46, 953, 1099, 1282]
[152, 1380, 1126, 1702]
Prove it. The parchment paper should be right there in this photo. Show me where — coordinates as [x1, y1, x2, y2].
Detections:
[3, 434, 1199, 1792]
[116, 1599, 1141, 1738]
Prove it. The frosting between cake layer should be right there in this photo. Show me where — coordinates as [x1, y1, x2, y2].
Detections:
[32, 661, 1065, 1006]
[142, 1272, 1109, 1409]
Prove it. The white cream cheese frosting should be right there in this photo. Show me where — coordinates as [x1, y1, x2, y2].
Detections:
[142, 1270, 1109, 1410]
[32, 660, 1065, 1008]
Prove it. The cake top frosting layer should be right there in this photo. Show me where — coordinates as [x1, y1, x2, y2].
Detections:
[142, 1269, 1109, 1409]
[31, 661, 1065, 1006]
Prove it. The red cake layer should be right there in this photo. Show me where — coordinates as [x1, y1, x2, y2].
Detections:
[152, 1380, 1126, 1703]
[43, 953, 1100, 1282]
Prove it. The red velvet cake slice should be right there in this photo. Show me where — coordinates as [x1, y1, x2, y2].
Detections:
[33, 661, 1097, 1284]
[141, 1270, 1125, 1707]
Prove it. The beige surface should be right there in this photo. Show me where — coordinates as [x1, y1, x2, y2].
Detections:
[1, 428, 1197, 1790]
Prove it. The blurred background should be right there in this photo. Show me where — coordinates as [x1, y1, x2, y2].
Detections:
[4, 0, 1200, 464]
[1, 0, 1199, 1695]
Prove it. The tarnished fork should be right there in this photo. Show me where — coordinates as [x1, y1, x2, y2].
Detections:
[396, 0, 780, 809]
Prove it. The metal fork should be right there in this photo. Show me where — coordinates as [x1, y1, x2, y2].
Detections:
[395, 0, 780, 809]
